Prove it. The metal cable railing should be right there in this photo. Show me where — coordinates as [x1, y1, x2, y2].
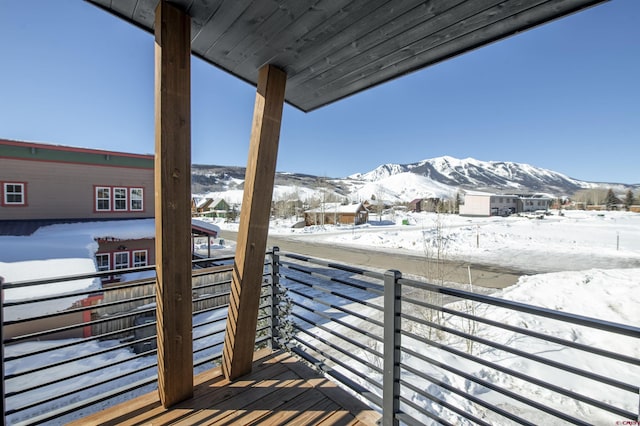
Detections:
[1, 256, 273, 425]
[3, 248, 639, 425]
[274, 250, 640, 426]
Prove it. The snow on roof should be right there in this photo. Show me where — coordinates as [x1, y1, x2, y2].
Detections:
[305, 202, 364, 214]
[191, 219, 221, 236]
[463, 190, 493, 196]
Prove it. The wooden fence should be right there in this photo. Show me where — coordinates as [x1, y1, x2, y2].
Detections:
[92, 265, 233, 337]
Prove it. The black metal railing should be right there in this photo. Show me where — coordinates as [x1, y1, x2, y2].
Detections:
[3, 249, 639, 425]
[272, 249, 640, 426]
[1, 255, 273, 425]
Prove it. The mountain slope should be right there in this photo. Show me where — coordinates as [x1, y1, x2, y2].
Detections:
[192, 156, 632, 204]
[349, 156, 592, 194]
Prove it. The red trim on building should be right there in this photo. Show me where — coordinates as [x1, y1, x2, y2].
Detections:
[81, 294, 104, 338]
[0, 139, 153, 160]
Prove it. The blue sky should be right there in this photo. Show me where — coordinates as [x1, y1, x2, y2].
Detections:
[1, 1, 638, 184]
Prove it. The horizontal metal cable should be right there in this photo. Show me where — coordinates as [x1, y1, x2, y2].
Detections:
[397, 395, 456, 426]
[401, 330, 636, 421]
[287, 286, 384, 329]
[5, 333, 157, 380]
[395, 411, 440, 426]
[289, 344, 383, 409]
[4, 320, 157, 362]
[399, 277, 640, 338]
[291, 311, 383, 374]
[281, 261, 384, 296]
[2, 265, 155, 289]
[289, 292, 383, 343]
[292, 323, 383, 382]
[400, 362, 533, 426]
[400, 345, 589, 425]
[281, 252, 386, 283]
[401, 311, 638, 394]
[6, 362, 157, 415]
[402, 293, 640, 366]
[193, 351, 223, 369]
[281, 272, 384, 312]
[3, 305, 156, 344]
[11, 374, 158, 426]
[4, 292, 156, 326]
[398, 376, 492, 426]
[6, 346, 157, 397]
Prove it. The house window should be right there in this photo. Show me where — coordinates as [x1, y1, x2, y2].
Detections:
[96, 253, 110, 271]
[114, 188, 128, 211]
[132, 250, 147, 267]
[114, 252, 129, 270]
[130, 188, 143, 211]
[3, 182, 26, 206]
[96, 187, 111, 211]
[95, 186, 144, 212]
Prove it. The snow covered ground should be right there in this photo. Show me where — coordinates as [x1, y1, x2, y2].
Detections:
[1, 210, 639, 424]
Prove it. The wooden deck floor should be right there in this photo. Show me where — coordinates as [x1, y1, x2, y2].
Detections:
[71, 349, 380, 425]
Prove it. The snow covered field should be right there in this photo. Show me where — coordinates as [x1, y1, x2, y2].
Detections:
[1, 210, 639, 424]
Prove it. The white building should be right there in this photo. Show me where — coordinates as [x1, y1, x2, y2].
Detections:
[459, 191, 551, 217]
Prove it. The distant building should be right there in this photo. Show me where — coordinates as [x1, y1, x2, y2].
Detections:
[192, 197, 230, 217]
[459, 191, 552, 217]
[304, 202, 368, 226]
[409, 197, 440, 213]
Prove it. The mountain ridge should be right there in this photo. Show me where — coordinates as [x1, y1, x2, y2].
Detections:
[192, 157, 637, 203]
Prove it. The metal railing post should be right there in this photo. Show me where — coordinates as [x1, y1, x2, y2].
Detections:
[1, 276, 5, 426]
[270, 247, 280, 349]
[383, 269, 401, 426]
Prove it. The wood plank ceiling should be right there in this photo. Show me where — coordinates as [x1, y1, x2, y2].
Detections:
[88, 0, 607, 112]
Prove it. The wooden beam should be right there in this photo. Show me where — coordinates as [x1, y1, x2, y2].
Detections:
[154, 0, 193, 407]
[222, 64, 287, 380]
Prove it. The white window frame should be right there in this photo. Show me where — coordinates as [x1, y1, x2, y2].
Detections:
[132, 250, 148, 267]
[96, 187, 111, 211]
[4, 183, 25, 205]
[130, 188, 144, 211]
[114, 187, 128, 211]
[114, 251, 129, 270]
[96, 253, 111, 271]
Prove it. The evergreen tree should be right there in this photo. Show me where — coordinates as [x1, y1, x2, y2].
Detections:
[624, 189, 634, 211]
[604, 188, 619, 210]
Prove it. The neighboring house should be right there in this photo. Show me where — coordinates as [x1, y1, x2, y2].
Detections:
[0, 139, 155, 221]
[0, 139, 219, 273]
[459, 191, 552, 217]
[304, 202, 368, 226]
[193, 197, 230, 217]
[1, 139, 157, 278]
[409, 197, 440, 213]
[517, 194, 553, 213]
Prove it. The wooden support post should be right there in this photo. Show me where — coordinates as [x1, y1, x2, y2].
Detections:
[222, 64, 286, 380]
[154, 0, 193, 407]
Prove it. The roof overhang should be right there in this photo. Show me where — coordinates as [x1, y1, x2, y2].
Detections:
[87, 0, 607, 112]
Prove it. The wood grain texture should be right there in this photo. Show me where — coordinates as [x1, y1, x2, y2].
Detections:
[69, 350, 380, 426]
[91, 0, 607, 111]
[154, 0, 193, 407]
[222, 64, 287, 380]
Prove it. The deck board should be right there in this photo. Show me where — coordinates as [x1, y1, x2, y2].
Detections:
[71, 349, 380, 425]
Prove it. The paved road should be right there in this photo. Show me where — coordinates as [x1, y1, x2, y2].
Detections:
[220, 230, 527, 289]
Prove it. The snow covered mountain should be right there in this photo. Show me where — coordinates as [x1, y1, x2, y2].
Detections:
[349, 156, 594, 194]
[192, 156, 629, 204]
